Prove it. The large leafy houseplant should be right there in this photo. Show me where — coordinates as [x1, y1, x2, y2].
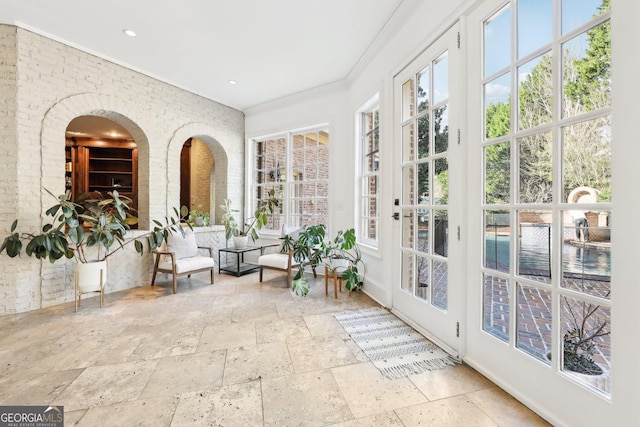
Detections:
[1, 189, 188, 263]
[220, 189, 280, 242]
[281, 224, 363, 296]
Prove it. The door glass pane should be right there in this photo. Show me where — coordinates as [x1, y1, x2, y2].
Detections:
[417, 67, 430, 113]
[518, 0, 552, 58]
[518, 53, 553, 130]
[516, 283, 552, 364]
[517, 210, 552, 284]
[562, 22, 612, 118]
[432, 260, 448, 310]
[485, 210, 510, 273]
[562, 210, 610, 299]
[402, 209, 415, 249]
[561, 295, 611, 394]
[484, 5, 511, 77]
[483, 273, 510, 342]
[402, 78, 415, 120]
[417, 162, 429, 203]
[434, 210, 448, 257]
[417, 209, 429, 254]
[561, 116, 611, 203]
[562, 0, 609, 35]
[401, 252, 415, 293]
[434, 158, 448, 205]
[518, 131, 552, 204]
[484, 141, 510, 204]
[485, 72, 511, 140]
[433, 53, 449, 104]
[434, 105, 449, 154]
[416, 256, 429, 301]
[402, 122, 415, 162]
[417, 115, 430, 159]
[402, 166, 415, 205]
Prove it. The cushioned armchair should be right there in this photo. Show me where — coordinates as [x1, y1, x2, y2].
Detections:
[257, 225, 316, 286]
[151, 228, 215, 293]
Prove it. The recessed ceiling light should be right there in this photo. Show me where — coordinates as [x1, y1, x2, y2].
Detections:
[123, 29, 137, 37]
[229, 80, 237, 85]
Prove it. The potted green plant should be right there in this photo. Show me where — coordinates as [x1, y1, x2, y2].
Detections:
[1, 189, 188, 307]
[282, 224, 363, 296]
[188, 210, 210, 227]
[220, 189, 280, 248]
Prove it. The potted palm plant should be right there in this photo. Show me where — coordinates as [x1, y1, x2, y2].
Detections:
[1, 189, 188, 307]
[220, 189, 280, 248]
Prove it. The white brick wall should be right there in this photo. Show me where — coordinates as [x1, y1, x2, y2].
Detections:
[0, 25, 244, 314]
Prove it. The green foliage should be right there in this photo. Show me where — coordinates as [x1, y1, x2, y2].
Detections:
[1, 189, 188, 263]
[188, 210, 210, 227]
[220, 189, 280, 242]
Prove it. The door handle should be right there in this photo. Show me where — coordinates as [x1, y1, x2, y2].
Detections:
[392, 212, 400, 220]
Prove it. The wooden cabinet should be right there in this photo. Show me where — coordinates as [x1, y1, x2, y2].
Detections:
[66, 138, 138, 210]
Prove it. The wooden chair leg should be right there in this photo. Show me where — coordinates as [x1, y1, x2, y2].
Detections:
[173, 275, 177, 294]
[151, 255, 161, 286]
[210, 268, 214, 284]
[333, 270, 339, 298]
[260, 266, 264, 282]
[324, 265, 329, 295]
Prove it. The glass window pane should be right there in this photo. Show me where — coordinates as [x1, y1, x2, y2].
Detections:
[484, 5, 511, 77]
[484, 141, 511, 204]
[434, 158, 448, 205]
[562, 23, 611, 118]
[485, 210, 510, 273]
[516, 283, 552, 364]
[562, 210, 611, 299]
[433, 52, 449, 104]
[518, 0, 553, 58]
[402, 209, 415, 249]
[518, 53, 553, 130]
[417, 162, 429, 203]
[417, 115, 430, 158]
[402, 252, 415, 293]
[432, 260, 448, 310]
[402, 166, 415, 205]
[417, 67, 430, 113]
[561, 295, 611, 394]
[434, 104, 449, 154]
[366, 176, 378, 197]
[402, 78, 414, 120]
[562, 0, 609, 35]
[483, 273, 510, 342]
[434, 209, 448, 257]
[416, 256, 429, 301]
[402, 122, 415, 162]
[485, 72, 511, 139]
[417, 209, 429, 254]
[517, 210, 552, 283]
[518, 131, 552, 204]
[561, 116, 611, 203]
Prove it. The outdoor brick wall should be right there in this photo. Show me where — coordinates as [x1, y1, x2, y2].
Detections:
[0, 25, 244, 314]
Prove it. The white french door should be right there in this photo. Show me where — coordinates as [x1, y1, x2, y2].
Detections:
[392, 23, 462, 355]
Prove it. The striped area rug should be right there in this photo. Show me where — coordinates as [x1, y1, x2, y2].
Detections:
[334, 307, 457, 379]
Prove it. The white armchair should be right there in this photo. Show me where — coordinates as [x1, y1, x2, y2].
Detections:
[257, 225, 316, 286]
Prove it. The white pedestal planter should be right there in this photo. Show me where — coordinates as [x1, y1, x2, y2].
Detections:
[75, 260, 106, 312]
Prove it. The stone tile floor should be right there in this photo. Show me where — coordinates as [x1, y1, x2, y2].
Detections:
[0, 270, 551, 426]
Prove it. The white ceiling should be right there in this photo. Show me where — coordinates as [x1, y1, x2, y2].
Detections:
[0, 0, 405, 111]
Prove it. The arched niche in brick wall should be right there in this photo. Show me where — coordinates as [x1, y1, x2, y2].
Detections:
[41, 94, 152, 228]
[167, 124, 231, 225]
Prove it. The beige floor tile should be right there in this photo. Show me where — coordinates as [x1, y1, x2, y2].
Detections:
[288, 335, 359, 373]
[331, 361, 428, 418]
[54, 333, 147, 370]
[197, 321, 256, 352]
[328, 411, 404, 426]
[409, 363, 495, 401]
[129, 327, 202, 360]
[262, 369, 353, 426]
[395, 395, 499, 427]
[223, 341, 294, 385]
[51, 359, 159, 411]
[231, 302, 279, 323]
[467, 387, 551, 426]
[303, 313, 347, 337]
[0, 368, 83, 406]
[212, 292, 255, 309]
[171, 381, 263, 427]
[256, 316, 312, 344]
[76, 395, 179, 426]
[139, 350, 226, 398]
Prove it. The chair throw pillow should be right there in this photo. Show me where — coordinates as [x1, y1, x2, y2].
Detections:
[166, 228, 199, 260]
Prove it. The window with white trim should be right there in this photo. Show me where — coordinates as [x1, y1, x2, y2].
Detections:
[252, 126, 329, 230]
[358, 97, 380, 246]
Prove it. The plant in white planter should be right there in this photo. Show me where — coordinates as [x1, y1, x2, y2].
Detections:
[1, 189, 188, 310]
[220, 189, 280, 248]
